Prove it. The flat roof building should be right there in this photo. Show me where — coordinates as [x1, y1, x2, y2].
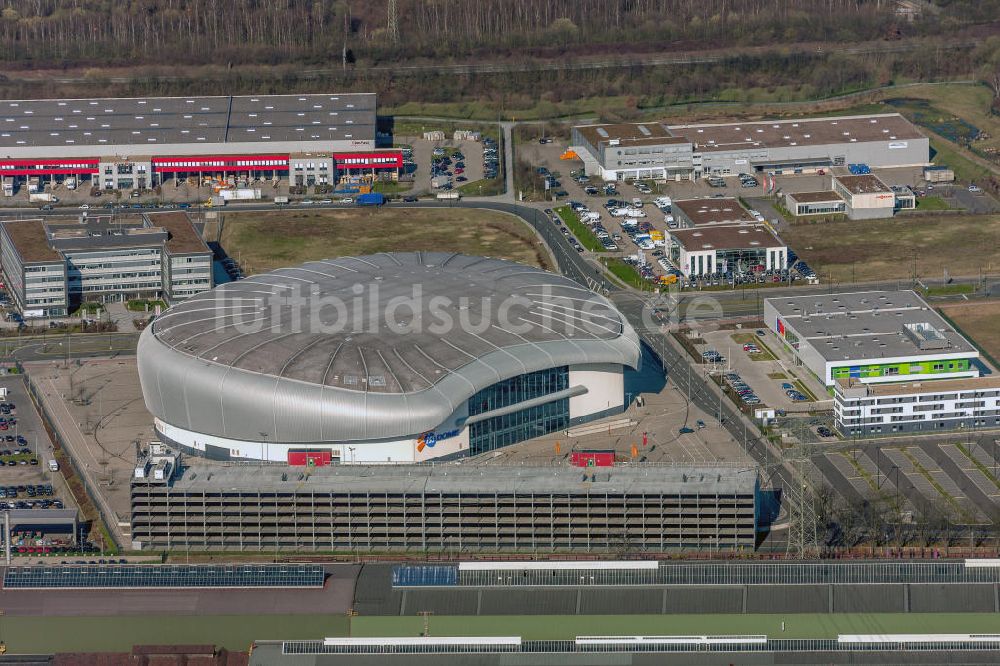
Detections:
[0, 94, 375, 158]
[831, 174, 896, 219]
[672, 198, 758, 228]
[0, 94, 403, 193]
[0, 211, 211, 316]
[130, 461, 760, 553]
[668, 224, 787, 278]
[784, 190, 846, 217]
[570, 113, 928, 182]
[787, 175, 915, 219]
[571, 122, 693, 183]
[765, 290, 980, 387]
[138, 252, 641, 464]
[834, 375, 1000, 437]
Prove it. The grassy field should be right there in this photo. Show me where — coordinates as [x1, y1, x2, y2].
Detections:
[781, 214, 1000, 283]
[891, 83, 1000, 160]
[457, 177, 504, 196]
[219, 208, 552, 273]
[914, 195, 953, 211]
[352, 613, 1000, 641]
[924, 283, 976, 296]
[938, 299, 1000, 367]
[601, 257, 654, 291]
[3, 614, 350, 653]
[554, 205, 605, 252]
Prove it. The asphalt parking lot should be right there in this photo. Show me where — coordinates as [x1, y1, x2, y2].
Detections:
[0, 375, 77, 513]
[697, 327, 830, 413]
[817, 439, 1000, 527]
[396, 134, 485, 195]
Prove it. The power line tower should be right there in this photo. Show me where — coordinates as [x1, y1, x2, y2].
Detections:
[785, 457, 820, 559]
[387, 0, 400, 45]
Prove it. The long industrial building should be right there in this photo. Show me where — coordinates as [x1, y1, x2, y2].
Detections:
[0, 211, 212, 317]
[129, 462, 759, 552]
[0, 93, 403, 193]
[571, 113, 928, 181]
[138, 252, 641, 464]
[765, 290, 980, 388]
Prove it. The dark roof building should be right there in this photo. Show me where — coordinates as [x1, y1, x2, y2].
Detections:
[0, 211, 212, 317]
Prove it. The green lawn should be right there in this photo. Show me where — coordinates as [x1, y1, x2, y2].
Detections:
[601, 257, 654, 291]
[3, 614, 351, 653]
[554, 205, 605, 252]
[221, 208, 553, 273]
[126, 298, 167, 312]
[457, 177, 504, 197]
[924, 283, 975, 296]
[914, 195, 953, 211]
[927, 137, 991, 183]
[9, 611, 1000, 652]
[370, 181, 410, 195]
[352, 613, 1000, 641]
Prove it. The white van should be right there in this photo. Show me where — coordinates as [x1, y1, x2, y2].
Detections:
[632, 197, 644, 207]
[47, 459, 59, 472]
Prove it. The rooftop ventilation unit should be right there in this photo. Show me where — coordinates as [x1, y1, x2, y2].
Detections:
[902, 322, 951, 350]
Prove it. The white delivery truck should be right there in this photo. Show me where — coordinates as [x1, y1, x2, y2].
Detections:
[1, 177, 13, 197]
[219, 188, 262, 201]
[27, 177, 41, 193]
[273, 196, 289, 205]
[436, 192, 461, 200]
[65, 177, 77, 190]
[29, 192, 55, 203]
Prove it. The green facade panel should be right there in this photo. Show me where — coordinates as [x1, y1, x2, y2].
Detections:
[831, 358, 973, 380]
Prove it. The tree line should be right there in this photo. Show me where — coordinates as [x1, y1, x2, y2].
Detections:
[1, 0, 993, 69]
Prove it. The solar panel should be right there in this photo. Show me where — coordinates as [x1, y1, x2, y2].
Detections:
[391, 565, 458, 587]
[392, 561, 1000, 588]
[3, 563, 324, 589]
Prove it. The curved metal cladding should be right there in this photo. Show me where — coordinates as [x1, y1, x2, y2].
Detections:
[137, 252, 641, 444]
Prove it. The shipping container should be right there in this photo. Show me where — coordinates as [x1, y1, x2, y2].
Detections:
[923, 165, 955, 183]
[356, 192, 385, 206]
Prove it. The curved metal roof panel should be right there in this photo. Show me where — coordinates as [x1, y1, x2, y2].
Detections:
[138, 252, 640, 442]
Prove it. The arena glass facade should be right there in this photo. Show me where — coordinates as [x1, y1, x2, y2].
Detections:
[467, 367, 571, 454]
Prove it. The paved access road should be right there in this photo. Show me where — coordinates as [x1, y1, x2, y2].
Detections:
[1, 332, 138, 363]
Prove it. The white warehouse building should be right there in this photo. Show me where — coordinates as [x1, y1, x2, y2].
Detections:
[571, 113, 929, 182]
[765, 290, 981, 388]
